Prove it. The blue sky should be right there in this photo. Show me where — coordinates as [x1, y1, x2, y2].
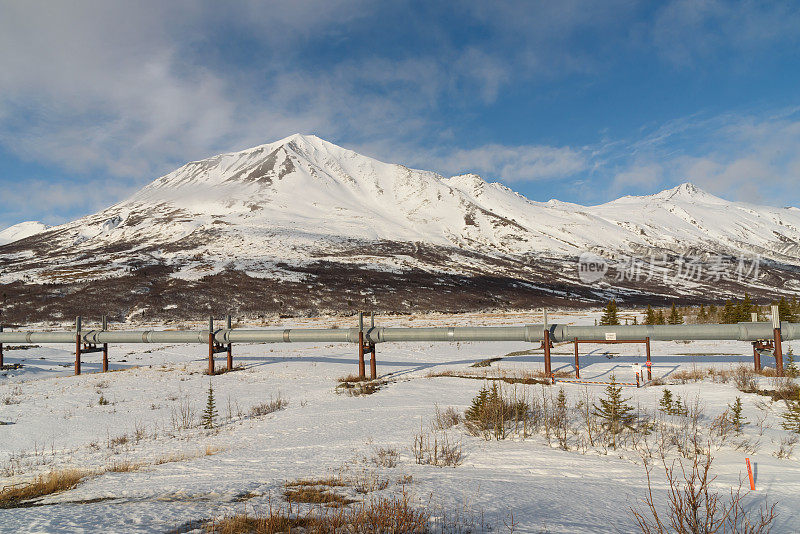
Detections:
[1, 0, 800, 229]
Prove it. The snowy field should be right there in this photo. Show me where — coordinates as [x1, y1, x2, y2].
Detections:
[1, 310, 799, 533]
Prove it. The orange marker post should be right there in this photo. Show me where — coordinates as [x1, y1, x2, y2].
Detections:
[746, 458, 755, 490]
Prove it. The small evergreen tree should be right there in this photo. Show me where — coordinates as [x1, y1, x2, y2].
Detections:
[658, 389, 674, 414]
[644, 305, 657, 325]
[592, 374, 636, 449]
[202, 381, 218, 429]
[728, 397, 748, 432]
[786, 348, 799, 379]
[774, 296, 797, 323]
[655, 310, 666, 325]
[781, 392, 800, 434]
[708, 303, 717, 322]
[667, 303, 684, 325]
[697, 304, 707, 323]
[555, 388, 569, 450]
[600, 300, 620, 326]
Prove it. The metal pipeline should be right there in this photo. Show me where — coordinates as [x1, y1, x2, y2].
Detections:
[1, 322, 799, 345]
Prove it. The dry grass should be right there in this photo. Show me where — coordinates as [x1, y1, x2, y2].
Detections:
[426, 367, 566, 384]
[249, 395, 289, 417]
[205, 445, 225, 456]
[205, 490, 429, 533]
[283, 486, 355, 507]
[0, 469, 94, 508]
[106, 460, 144, 473]
[286, 477, 348, 488]
[154, 451, 198, 465]
[335, 379, 383, 396]
[338, 373, 364, 383]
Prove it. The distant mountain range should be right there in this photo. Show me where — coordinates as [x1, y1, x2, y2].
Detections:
[2, 134, 798, 322]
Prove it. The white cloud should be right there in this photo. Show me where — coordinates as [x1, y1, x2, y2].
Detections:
[428, 144, 588, 182]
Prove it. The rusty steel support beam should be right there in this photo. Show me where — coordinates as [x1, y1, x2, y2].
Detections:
[0, 325, 3, 368]
[573, 337, 579, 379]
[208, 316, 215, 376]
[646, 337, 652, 381]
[543, 329, 552, 376]
[774, 327, 784, 377]
[369, 312, 377, 380]
[226, 315, 233, 371]
[752, 342, 762, 372]
[75, 316, 81, 376]
[101, 315, 109, 373]
[358, 312, 366, 379]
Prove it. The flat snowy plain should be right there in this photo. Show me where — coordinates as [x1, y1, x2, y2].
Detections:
[1, 310, 798, 533]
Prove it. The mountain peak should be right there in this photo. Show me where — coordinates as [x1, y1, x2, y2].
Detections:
[653, 182, 717, 201]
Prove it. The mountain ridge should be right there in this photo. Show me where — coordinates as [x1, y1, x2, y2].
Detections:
[1, 134, 798, 321]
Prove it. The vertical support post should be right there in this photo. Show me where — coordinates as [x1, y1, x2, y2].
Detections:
[645, 337, 652, 381]
[0, 325, 4, 369]
[226, 315, 233, 371]
[102, 315, 108, 373]
[208, 316, 215, 376]
[752, 342, 762, 372]
[774, 328, 784, 377]
[358, 312, 365, 379]
[543, 328, 552, 377]
[369, 312, 377, 380]
[75, 316, 82, 376]
[573, 337, 579, 378]
[772, 304, 784, 377]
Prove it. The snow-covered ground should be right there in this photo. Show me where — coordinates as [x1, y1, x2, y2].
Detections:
[1, 310, 799, 533]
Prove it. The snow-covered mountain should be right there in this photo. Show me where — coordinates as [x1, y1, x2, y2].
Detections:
[0, 221, 49, 246]
[1, 134, 799, 321]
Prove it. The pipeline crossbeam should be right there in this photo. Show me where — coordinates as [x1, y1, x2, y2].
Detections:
[1, 322, 799, 345]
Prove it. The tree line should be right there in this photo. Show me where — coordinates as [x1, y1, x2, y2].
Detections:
[597, 295, 800, 326]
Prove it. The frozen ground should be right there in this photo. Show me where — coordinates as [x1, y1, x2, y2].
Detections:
[1, 310, 799, 533]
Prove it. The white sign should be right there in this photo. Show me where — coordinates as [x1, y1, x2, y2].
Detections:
[605, 332, 617, 341]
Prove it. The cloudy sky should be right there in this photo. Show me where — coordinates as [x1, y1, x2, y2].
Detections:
[1, 0, 799, 228]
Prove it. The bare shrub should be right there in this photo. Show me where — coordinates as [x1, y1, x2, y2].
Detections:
[464, 382, 530, 440]
[170, 397, 195, 431]
[370, 447, 399, 468]
[630, 445, 776, 533]
[109, 434, 130, 448]
[249, 394, 288, 417]
[732, 366, 758, 393]
[412, 431, 464, 467]
[774, 435, 798, 459]
[671, 367, 707, 383]
[432, 405, 461, 430]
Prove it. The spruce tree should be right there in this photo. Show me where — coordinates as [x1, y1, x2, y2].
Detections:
[697, 304, 707, 323]
[644, 305, 657, 325]
[600, 300, 620, 326]
[655, 310, 666, 325]
[555, 388, 569, 450]
[667, 303, 683, 325]
[592, 374, 636, 449]
[658, 389, 674, 414]
[786, 348, 799, 379]
[728, 397, 747, 432]
[202, 381, 218, 429]
[775, 297, 797, 323]
[708, 303, 717, 322]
